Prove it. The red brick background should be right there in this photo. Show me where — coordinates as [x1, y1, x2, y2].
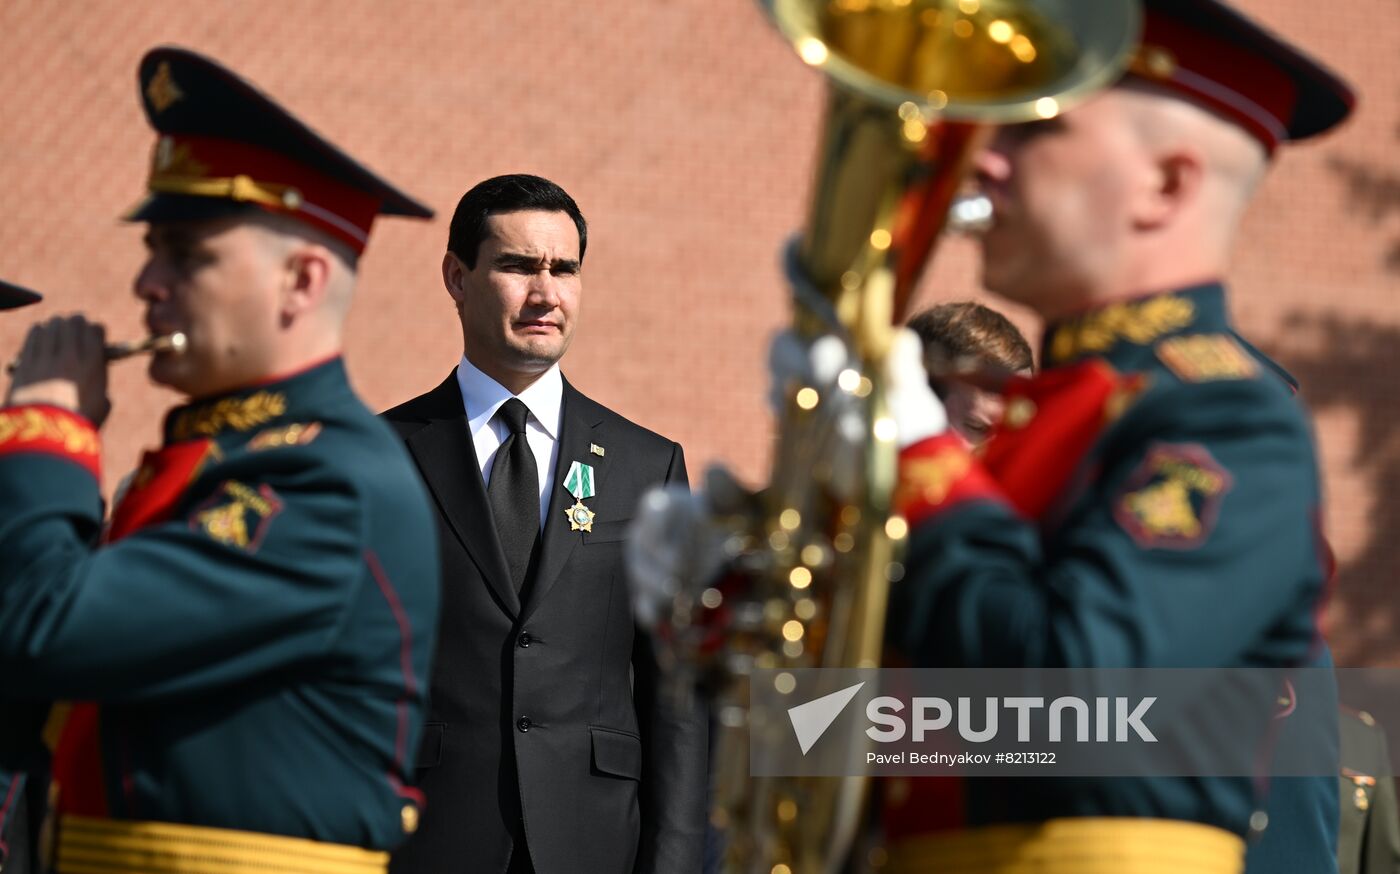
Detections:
[1, 1, 1396, 663]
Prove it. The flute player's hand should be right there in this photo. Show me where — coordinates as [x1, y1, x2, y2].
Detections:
[6, 315, 111, 427]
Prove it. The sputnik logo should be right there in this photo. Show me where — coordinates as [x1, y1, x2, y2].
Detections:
[787, 682, 865, 755]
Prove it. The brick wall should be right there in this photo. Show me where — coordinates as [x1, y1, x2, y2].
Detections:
[1, 0, 1396, 663]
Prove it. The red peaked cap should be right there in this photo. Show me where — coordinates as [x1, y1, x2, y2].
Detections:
[1127, 0, 1356, 153]
[124, 47, 433, 254]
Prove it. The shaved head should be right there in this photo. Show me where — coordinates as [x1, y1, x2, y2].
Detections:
[1116, 80, 1269, 247]
[246, 211, 359, 323]
[973, 80, 1272, 315]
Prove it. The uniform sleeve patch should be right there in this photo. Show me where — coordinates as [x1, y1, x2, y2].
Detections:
[1113, 443, 1233, 549]
[247, 421, 322, 452]
[190, 480, 283, 551]
[897, 445, 973, 509]
[1155, 334, 1258, 383]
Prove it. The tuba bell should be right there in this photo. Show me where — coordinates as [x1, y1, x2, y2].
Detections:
[665, 2, 1141, 872]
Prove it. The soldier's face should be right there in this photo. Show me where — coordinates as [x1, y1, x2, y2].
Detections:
[447, 210, 581, 384]
[134, 218, 286, 397]
[973, 90, 1147, 317]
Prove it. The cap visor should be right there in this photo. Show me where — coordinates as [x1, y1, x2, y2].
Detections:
[0, 289, 40, 310]
[0, 281, 42, 310]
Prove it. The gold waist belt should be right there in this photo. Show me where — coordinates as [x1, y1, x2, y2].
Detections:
[886, 817, 1246, 874]
[56, 815, 389, 874]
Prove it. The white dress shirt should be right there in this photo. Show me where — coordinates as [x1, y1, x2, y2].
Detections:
[455, 355, 563, 529]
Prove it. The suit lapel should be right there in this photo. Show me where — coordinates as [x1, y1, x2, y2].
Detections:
[523, 380, 610, 620]
[404, 373, 520, 618]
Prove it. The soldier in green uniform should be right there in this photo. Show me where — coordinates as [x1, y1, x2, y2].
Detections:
[0, 279, 44, 874]
[1336, 709, 1400, 874]
[880, 1, 1354, 871]
[0, 48, 439, 874]
[631, 1, 1357, 872]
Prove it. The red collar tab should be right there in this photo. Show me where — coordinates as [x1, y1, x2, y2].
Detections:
[984, 361, 1148, 521]
[106, 440, 219, 541]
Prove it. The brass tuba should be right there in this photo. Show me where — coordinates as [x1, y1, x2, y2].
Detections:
[668, 2, 1139, 872]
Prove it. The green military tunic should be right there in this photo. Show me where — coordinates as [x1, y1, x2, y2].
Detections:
[1338, 710, 1400, 874]
[1244, 648, 1342, 874]
[0, 358, 439, 853]
[890, 283, 1331, 846]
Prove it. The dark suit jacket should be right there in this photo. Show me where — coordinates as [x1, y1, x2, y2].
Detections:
[384, 373, 707, 874]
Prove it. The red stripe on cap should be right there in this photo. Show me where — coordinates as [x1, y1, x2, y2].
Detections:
[1134, 11, 1298, 152]
[149, 135, 381, 252]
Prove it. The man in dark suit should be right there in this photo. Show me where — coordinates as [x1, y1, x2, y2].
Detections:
[384, 175, 707, 874]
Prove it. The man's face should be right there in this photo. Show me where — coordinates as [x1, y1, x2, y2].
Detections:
[943, 383, 1006, 449]
[134, 217, 286, 398]
[973, 91, 1146, 314]
[453, 210, 581, 378]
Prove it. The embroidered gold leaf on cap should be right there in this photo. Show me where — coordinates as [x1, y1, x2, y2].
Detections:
[1131, 45, 1178, 80]
[151, 139, 208, 178]
[146, 61, 184, 113]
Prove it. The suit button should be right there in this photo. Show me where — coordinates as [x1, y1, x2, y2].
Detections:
[517, 716, 532, 732]
[518, 632, 532, 648]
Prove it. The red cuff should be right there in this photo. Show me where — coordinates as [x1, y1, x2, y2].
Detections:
[895, 432, 1003, 526]
[0, 405, 101, 480]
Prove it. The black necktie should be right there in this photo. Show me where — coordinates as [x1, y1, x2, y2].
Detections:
[488, 398, 540, 592]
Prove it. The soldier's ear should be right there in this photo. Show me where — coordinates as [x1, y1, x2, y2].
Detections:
[1133, 147, 1205, 232]
[280, 245, 333, 322]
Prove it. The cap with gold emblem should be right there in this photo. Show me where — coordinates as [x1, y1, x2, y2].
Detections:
[1128, 0, 1356, 153]
[0, 279, 41, 311]
[125, 46, 433, 253]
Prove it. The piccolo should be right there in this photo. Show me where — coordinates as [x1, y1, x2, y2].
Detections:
[105, 331, 187, 361]
[6, 331, 186, 374]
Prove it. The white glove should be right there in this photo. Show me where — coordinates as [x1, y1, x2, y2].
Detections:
[626, 467, 744, 630]
[767, 330, 851, 413]
[767, 327, 947, 451]
[885, 327, 947, 448]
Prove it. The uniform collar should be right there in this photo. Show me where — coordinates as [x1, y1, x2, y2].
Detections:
[163, 355, 352, 443]
[455, 354, 562, 441]
[1040, 282, 1231, 369]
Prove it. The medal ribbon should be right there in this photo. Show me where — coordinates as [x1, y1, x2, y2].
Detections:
[564, 461, 595, 500]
